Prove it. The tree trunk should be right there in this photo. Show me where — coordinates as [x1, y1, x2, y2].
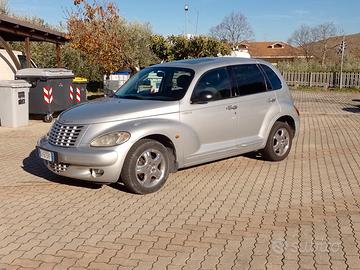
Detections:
[321, 43, 327, 67]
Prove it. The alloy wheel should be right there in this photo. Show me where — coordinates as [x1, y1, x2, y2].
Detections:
[135, 149, 166, 188]
[272, 128, 290, 157]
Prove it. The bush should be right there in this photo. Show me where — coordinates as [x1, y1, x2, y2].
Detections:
[278, 54, 360, 73]
[151, 35, 231, 62]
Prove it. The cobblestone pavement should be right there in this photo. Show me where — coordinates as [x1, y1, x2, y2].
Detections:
[0, 90, 360, 270]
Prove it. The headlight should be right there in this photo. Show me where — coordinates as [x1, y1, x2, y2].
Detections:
[90, 131, 130, 147]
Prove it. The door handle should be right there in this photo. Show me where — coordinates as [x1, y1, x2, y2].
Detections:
[226, 105, 238, 110]
[268, 97, 276, 103]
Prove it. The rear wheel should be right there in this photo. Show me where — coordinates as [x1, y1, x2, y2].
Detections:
[261, 121, 293, 161]
[121, 139, 170, 194]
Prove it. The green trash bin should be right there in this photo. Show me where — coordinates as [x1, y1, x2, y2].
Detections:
[16, 68, 75, 122]
[71, 77, 88, 105]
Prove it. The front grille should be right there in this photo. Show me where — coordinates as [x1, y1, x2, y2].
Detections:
[48, 121, 84, 147]
[48, 162, 69, 173]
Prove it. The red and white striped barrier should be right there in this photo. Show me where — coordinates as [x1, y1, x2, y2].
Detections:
[76, 87, 81, 103]
[43, 86, 53, 104]
[69, 85, 74, 101]
[70, 85, 81, 103]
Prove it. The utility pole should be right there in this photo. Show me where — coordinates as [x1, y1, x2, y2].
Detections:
[195, 10, 199, 35]
[184, 3, 189, 37]
[339, 36, 346, 89]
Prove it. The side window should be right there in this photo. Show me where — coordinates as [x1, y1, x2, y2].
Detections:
[191, 68, 231, 102]
[260, 64, 282, 90]
[231, 64, 267, 96]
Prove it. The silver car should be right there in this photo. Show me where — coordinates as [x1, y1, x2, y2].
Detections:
[37, 57, 299, 194]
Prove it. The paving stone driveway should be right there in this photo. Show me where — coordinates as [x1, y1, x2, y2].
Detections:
[0, 90, 360, 270]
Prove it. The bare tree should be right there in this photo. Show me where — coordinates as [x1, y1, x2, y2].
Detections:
[209, 11, 253, 46]
[288, 25, 317, 61]
[289, 22, 339, 66]
[313, 22, 338, 66]
[0, 0, 9, 14]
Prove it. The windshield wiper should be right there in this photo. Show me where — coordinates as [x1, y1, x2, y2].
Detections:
[116, 95, 145, 100]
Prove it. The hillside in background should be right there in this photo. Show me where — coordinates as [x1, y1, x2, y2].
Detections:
[312, 32, 360, 62]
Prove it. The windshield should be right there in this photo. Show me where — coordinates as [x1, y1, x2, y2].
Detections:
[115, 67, 195, 101]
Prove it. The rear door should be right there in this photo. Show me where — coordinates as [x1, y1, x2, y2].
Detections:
[230, 64, 280, 149]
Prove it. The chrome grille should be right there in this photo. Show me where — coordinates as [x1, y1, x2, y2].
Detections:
[48, 161, 69, 173]
[48, 121, 83, 147]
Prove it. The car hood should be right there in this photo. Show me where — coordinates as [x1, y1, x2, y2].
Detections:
[58, 98, 180, 125]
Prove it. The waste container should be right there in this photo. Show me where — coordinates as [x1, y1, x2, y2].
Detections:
[16, 68, 75, 122]
[104, 71, 130, 92]
[71, 77, 88, 105]
[0, 80, 31, 128]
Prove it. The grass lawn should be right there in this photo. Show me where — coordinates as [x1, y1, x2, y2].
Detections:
[290, 86, 360, 93]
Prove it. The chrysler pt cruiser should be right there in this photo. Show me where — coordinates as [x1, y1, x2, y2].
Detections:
[37, 57, 299, 194]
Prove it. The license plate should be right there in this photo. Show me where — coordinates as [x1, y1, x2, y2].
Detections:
[38, 148, 55, 162]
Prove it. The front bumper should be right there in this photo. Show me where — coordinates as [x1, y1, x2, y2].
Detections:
[37, 136, 127, 183]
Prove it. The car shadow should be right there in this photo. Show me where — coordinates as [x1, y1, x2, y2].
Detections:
[109, 152, 265, 193]
[22, 149, 102, 189]
[343, 103, 360, 113]
[242, 151, 265, 160]
[22, 149, 265, 193]
[177, 151, 265, 172]
[108, 182, 135, 194]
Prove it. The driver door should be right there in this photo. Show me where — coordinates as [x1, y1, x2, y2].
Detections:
[180, 67, 239, 165]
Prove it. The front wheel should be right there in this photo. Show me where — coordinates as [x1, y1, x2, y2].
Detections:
[121, 139, 170, 194]
[261, 121, 293, 161]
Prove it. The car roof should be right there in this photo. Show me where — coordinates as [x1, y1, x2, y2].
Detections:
[151, 57, 269, 73]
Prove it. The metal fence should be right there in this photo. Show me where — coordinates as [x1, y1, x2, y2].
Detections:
[281, 71, 360, 88]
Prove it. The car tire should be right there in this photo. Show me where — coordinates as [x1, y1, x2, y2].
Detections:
[261, 121, 293, 161]
[121, 139, 170, 194]
[43, 114, 53, 123]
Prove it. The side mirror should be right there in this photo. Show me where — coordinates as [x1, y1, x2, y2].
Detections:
[197, 90, 214, 103]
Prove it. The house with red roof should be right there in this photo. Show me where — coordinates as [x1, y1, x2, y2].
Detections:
[237, 41, 306, 64]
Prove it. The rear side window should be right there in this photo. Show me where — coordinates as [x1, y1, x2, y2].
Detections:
[260, 64, 282, 90]
[192, 67, 232, 102]
[231, 64, 267, 96]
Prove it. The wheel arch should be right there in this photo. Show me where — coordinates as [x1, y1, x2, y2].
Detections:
[140, 134, 178, 172]
[275, 115, 296, 136]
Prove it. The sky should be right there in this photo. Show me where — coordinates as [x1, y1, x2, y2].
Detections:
[8, 0, 360, 41]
